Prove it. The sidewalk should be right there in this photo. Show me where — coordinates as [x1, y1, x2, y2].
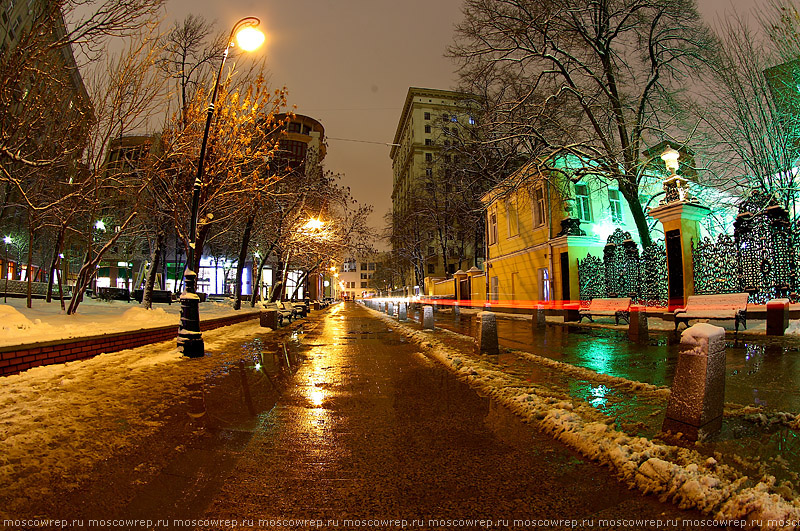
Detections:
[198, 302, 715, 530]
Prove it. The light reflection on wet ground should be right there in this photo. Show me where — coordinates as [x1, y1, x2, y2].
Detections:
[200, 302, 716, 528]
[404, 307, 800, 485]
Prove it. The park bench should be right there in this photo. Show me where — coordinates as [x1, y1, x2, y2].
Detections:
[133, 289, 173, 304]
[263, 302, 295, 326]
[579, 297, 632, 325]
[97, 287, 130, 302]
[673, 292, 749, 332]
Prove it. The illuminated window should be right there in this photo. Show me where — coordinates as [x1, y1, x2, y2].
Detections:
[609, 189, 623, 223]
[574, 183, 592, 222]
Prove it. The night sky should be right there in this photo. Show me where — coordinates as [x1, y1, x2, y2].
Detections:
[143, 0, 765, 237]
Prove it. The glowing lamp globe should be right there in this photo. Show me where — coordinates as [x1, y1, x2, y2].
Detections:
[660, 147, 680, 174]
[235, 26, 265, 52]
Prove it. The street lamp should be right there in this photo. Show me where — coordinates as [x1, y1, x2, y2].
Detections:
[3, 236, 12, 303]
[178, 17, 265, 358]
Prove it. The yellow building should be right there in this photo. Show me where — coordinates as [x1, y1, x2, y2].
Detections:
[482, 164, 659, 306]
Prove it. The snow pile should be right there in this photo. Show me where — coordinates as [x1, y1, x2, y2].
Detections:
[0, 298, 249, 347]
[786, 320, 800, 336]
[0, 321, 266, 518]
[365, 305, 800, 529]
[0, 304, 57, 340]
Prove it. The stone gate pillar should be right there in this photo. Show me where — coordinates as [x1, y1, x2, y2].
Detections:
[648, 202, 709, 309]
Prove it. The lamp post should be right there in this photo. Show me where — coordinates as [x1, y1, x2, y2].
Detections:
[3, 236, 11, 303]
[178, 17, 265, 357]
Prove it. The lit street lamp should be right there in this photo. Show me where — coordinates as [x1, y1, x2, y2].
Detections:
[178, 17, 265, 358]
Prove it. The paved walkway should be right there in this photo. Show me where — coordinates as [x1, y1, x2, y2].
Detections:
[199, 302, 715, 530]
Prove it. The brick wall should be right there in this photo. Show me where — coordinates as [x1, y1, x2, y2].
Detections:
[0, 311, 260, 377]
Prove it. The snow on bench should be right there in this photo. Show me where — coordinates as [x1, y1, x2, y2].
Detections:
[579, 297, 632, 325]
[673, 293, 749, 332]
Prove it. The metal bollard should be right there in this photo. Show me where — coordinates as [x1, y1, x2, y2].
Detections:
[454, 301, 460, 318]
[476, 311, 499, 356]
[423, 305, 435, 330]
[663, 323, 726, 440]
[388, 301, 394, 317]
[398, 302, 407, 321]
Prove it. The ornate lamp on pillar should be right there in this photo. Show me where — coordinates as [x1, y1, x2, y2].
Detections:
[648, 145, 710, 309]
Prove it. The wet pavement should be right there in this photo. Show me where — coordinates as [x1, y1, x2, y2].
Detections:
[403, 306, 800, 488]
[198, 302, 715, 530]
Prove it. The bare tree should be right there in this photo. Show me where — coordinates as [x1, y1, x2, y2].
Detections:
[693, 0, 800, 221]
[449, 0, 714, 247]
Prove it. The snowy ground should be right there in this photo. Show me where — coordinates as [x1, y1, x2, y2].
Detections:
[0, 297, 253, 347]
[364, 305, 800, 530]
[0, 320, 269, 519]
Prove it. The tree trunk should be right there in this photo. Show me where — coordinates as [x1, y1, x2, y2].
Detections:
[67, 212, 137, 314]
[233, 215, 255, 310]
[25, 224, 35, 308]
[269, 254, 286, 303]
[621, 183, 652, 247]
[250, 248, 272, 307]
[290, 261, 321, 300]
[46, 224, 66, 303]
[141, 230, 164, 309]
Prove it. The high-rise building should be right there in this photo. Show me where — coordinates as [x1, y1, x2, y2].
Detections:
[389, 87, 480, 290]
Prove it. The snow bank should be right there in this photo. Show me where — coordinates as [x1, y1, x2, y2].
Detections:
[0, 298, 245, 347]
[0, 321, 266, 518]
[364, 306, 800, 529]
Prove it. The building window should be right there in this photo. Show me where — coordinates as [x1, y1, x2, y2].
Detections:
[488, 210, 498, 245]
[425, 125, 431, 133]
[425, 138, 433, 146]
[368, 263, 376, 270]
[442, 113, 449, 121]
[425, 168, 432, 177]
[425, 153, 432, 162]
[424, 112, 431, 120]
[343, 259, 356, 272]
[506, 200, 519, 237]
[532, 185, 546, 227]
[450, 115, 458, 123]
[427, 246, 435, 256]
[574, 183, 592, 222]
[361, 282, 368, 288]
[361, 263, 367, 270]
[469, 116, 476, 125]
[361, 273, 368, 279]
[609, 189, 623, 223]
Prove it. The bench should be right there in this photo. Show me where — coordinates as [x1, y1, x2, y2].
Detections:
[133, 289, 173, 304]
[579, 297, 632, 325]
[97, 287, 130, 302]
[674, 293, 749, 332]
[263, 302, 294, 326]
